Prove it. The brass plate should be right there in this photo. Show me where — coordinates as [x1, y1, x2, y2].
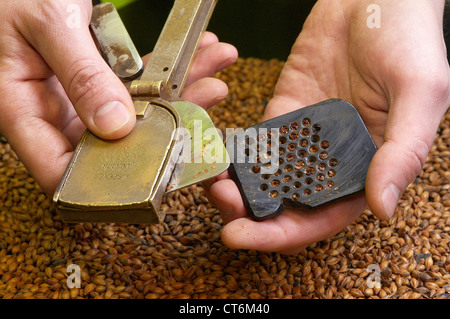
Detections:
[53, 99, 183, 224]
[166, 100, 230, 192]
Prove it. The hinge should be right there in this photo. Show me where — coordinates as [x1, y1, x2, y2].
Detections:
[128, 79, 172, 100]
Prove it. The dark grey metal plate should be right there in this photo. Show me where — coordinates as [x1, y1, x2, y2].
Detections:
[228, 99, 377, 220]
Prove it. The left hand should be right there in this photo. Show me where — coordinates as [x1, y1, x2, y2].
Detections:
[205, 0, 450, 255]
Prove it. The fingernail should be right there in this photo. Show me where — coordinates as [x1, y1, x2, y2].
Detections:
[93, 101, 130, 133]
[215, 58, 237, 72]
[381, 184, 400, 218]
[212, 95, 228, 104]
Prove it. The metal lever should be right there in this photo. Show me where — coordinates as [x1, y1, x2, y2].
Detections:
[132, 0, 216, 99]
[90, 0, 216, 101]
[90, 3, 143, 81]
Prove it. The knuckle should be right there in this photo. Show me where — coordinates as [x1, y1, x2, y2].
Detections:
[399, 62, 450, 103]
[18, 0, 91, 33]
[402, 138, 430, 177]
[67, 59, 107, 106]
[427, 71, 450, 103]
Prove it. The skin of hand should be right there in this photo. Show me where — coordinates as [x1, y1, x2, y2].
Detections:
[205, 0, 450, 255]
[0, 0, 238, 195]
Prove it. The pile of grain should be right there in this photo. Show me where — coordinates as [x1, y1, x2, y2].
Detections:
[0, 57, 448, 299]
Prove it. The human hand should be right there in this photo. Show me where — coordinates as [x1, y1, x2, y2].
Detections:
[206, 0, 450, 254]
[0, 0, 238, 195]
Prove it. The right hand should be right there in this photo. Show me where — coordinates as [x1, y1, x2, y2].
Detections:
[0, 0, 237, 194]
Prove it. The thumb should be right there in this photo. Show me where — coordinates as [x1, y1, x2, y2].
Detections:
[22, 3, 135, 139]
[365, 93, 448, 220]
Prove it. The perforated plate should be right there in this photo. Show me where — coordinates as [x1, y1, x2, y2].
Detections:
[228, 99, 377, 220]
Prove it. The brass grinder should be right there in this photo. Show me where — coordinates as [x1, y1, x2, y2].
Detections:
[53, 0, 229, 224]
